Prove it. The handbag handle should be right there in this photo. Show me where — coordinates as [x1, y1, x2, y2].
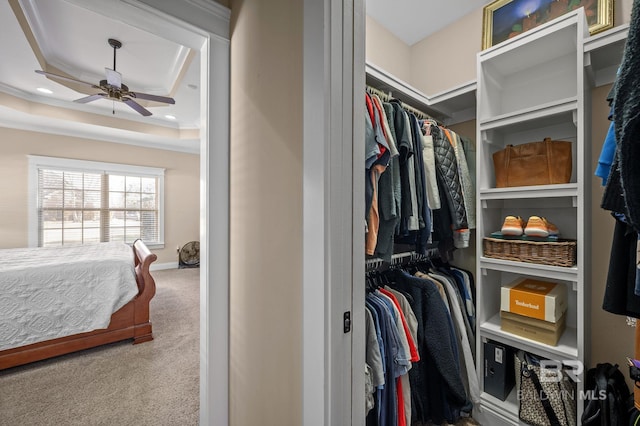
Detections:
[504, 144, 512, 186]
[523, 361, 563, 426]
[545, 138, 553, 184]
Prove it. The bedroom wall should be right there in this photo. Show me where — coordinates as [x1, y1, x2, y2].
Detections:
[229, 0, 303, 424]
[0, 127, 199, 265]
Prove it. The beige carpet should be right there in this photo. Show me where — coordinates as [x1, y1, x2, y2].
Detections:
[0, 268, 200, 426]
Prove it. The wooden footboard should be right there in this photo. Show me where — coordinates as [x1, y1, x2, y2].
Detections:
[0, 240, 157, 370]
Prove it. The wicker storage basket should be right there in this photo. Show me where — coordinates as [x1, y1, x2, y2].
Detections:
[482, 237, 577, 267]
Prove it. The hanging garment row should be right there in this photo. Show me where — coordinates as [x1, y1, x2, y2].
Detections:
[364, 90, 476, 263]
[365, 256, 479, 426]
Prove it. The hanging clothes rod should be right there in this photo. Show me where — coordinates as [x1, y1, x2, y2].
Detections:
[366, 85, 432, 121]
[365, 248, 441, 272]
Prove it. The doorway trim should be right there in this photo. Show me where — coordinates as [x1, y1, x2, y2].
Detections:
[302, 0, 364, 424]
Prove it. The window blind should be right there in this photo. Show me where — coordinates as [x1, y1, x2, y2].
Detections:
[31, 156, 164, 247]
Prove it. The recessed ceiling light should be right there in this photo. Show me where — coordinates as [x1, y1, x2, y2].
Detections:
[165, 114, 176, 120]
[37, 87, 53, 94]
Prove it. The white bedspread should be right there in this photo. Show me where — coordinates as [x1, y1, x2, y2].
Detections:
[0, 242, 138, 351]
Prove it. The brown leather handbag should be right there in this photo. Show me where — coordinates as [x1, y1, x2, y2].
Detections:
[493, 138, 572, 188]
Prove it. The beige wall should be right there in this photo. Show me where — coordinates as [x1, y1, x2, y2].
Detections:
[0, 127, 199, 265]
[229, 0, 303, 424]
[410, 9, 483, 95]
[616, 0, 634, 25]
[366, 15, 412, 83]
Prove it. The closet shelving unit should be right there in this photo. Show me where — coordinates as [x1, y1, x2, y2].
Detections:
[475, 9, 591, 425]
[362, 14, 628, 424]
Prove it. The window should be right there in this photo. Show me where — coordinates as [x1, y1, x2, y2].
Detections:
[29, 156, 164, 248]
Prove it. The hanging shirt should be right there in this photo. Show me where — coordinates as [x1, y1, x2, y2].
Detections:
[410, 114, 432, 252]
[383, 102, 403, 217]
[390, 270, 469, 424]
[403, 111, 420, 232]
[366, 306, 385, 390]
[371, 96, 400, 262]
[384, 286, 419, 426]
[390, 101, 414, 236]
[450, 267, 476, 331]
[378, 289, 418, 363]
[375, 290, 412, 426]
[429, 271, 480, 406]
[365, 94, 391, 256]
[421, 121, 442, 210]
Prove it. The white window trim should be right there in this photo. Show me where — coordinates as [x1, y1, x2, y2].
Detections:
[27, 155, 165, 248]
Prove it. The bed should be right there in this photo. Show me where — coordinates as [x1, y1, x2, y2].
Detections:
[0, 239, 157, 370]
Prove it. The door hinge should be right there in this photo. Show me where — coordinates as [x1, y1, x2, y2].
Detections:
[343, 311, 351, 333]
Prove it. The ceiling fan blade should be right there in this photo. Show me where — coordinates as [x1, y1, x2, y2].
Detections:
[129, 91, 176, 105]
[74, 93, 107, 104]
[35, 70, 97, 89]
[105, 68, 122, 89]
[123, 98, 152, 116]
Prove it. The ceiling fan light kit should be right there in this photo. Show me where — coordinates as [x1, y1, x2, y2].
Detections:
[35, 38, 175, 117]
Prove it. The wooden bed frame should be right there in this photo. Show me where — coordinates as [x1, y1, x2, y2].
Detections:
[0, 239, 157, 370]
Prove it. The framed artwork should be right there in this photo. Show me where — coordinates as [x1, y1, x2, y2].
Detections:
[482, 0, 614, 49]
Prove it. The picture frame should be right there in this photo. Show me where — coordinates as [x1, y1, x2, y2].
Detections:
[482, 0, 614, 50]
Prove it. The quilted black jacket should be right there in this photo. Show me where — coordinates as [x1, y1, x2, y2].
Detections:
[431, 125, 468, 230]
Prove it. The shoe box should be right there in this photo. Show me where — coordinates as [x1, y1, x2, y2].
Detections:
[483, 340, 515, 401]
[500, 278, 567, 322]
[500, 310, 567, 346]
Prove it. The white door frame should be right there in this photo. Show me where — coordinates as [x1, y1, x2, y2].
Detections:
[302, 0, 364, 424]
[58, 1, 230, 424]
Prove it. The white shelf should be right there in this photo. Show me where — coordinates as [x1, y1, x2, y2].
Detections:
[480, 15, 579, 75]
[480, 391, 519, 423]
[480, 12, 580, 63]
[480, 183, 578, 201]
[480, 313, 579, 360]
[479, 98, 578, 133]
[480, 257, 578, 282]
[584, 24, 629, 87]
[584, 23, 629, 53]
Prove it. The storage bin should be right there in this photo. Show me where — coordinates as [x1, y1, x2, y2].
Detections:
[482, 237, 577, 267]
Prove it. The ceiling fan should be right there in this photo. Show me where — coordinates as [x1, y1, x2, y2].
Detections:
[35, 38, 175, 117]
